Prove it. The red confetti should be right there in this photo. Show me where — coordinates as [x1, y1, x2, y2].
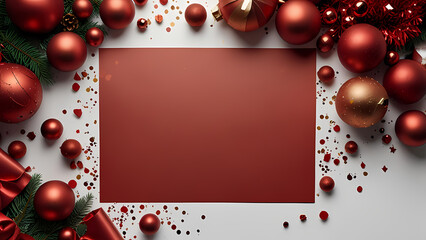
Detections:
[390, 145, 396, 153]
[382, 166, 388, 172]
[77, 161, 83, 169]
[155, 14, 163, 23]
[156, 210, 161, 215]
[84, 168, 90, 173]
[26, 132, 36, 140]
[74, 73, 81, 81]
[382, 134, 392, 144]
[283, 221, 289, 228]
[166, 27, 171, 32]
[160, 0, 168, 5]
[72, 83, 80, 92]
[25, 166, 32, 172]
[68, 180, 77, 189]
[357, 186, 363, 193]
[121, 206, 128, 213]
[333, 159, 340, 165]
[333, 125, 340, 132]
[324, 153, 331, 162]
[81, 71, 88, 78]
[319, 211, 328, 221]
[320, 139, 325, 145]
[73, 109, 82, 118]
[299, 215, 307, 222]
[361, 162, 366, 169]
[70, 161, 77, 169]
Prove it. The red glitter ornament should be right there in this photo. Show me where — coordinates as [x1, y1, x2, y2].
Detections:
[317, 66, 335, 84]
[137, 18, 148, 30]
[319, 176, 335, 192]
[316, 34, 334, 53]
[322, 8, 337, 24]
[61, 139, 82, 159]
[185, 4, 207, 27]
[395, 110, 426, 147]
[384, 51, 399, 66]
[345, 141, 358, 154]
[139, 213, 160, 235]
[319, 211, 329, 221]
[8, 141, 27, 159]
[41, 118, 64, 140]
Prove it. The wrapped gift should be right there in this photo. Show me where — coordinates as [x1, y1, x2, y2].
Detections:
[81, 208, 123, 240]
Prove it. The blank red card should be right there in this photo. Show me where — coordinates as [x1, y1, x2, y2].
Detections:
[99, 48, 316, 203]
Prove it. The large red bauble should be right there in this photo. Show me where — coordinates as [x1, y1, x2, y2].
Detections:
[100, 0, 135, 30]
[214, 0, 278, 32]
[319, 176, 335, 192]
[41, 118, 64, 140]
[139, 213, 160, 235]
[8, 141, 27, 159]
[0, 63, 43, 123]
[383, 60, 426, 104]
[47, 32, 87, 72]
[61, 139, 82, 160]
[337, 24, 387, 73]
[185, 4, 207, 27]
[73, 0, 94, 19]
[34, 181, 75, 221]
[5, 0, 63, 34]
[85, 27, 105, 47]
[336, 76, 388, 128]
[275, 0, 321, 45]
[58, 227, 79, 240]
[395, 110, 426, 147]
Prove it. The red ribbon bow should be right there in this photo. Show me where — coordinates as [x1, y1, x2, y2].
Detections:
[0, 212, 20, 240]
[81, 208, 123, 240]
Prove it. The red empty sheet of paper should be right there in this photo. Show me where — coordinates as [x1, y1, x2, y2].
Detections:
[99, 48, 316, 203]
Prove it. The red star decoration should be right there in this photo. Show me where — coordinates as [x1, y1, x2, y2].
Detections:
[382, 166, 388, 172]
[390, 145, 397, 153]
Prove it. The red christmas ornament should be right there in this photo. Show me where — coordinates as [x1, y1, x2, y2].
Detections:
[185, 4, 207, 27]
[100, 0, 135, 30]
[5, 0, 64, 34]
[383, 59, 426, 104]
[85, 27, 104, 47]
[384, 51, 399, 66]
[0, 63, 43, 123]
[8, 141, 27, 159]
[34, 181, 75, 221]
[134, 0, 148, 6]
[47, 32, 87, 72]
[139, 213, 160, 235]
[345, 141, 358, 154]
[137, 18, 148, 30]
[337, 24, 387, 73]
[317, 66, 335, 84]
[322, 8, 337, 24]
[275, 0, 321, 45]
[58, 227, 79, 240]
[212, 0, 278, 32]
[319, 176, 335, 192]
[395, 110, 426, 147]
[41, 119, 64, 140]
[316, 34, 334, 53]
[72, 0, 93, 19]
[61, 139, 82, 160]
[352, 1, 368, 18]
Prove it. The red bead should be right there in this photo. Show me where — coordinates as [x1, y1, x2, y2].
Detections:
[317, 66, 335, 84]
[8, 141, 27, 159]
[384, 51, 399, 66]
[137, 18, 148, 30]
[345, 141, 358, 154]
[353, 1, 368, 18]
[139, 213, 160, 235]
[319, 176, 335, 192]
[322, 8, 337, 24]
[319, 211, 328, 221]
[316, 34, 334, 53]
[382, 134, 392, 144]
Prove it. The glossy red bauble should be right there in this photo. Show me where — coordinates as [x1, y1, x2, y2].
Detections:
[85, 27, 105, 47]
[345, 141, 358, 154]
[185, 4, 207, 27]
[41, 119, 64, 140]
[395, 110, 426, 147]
[319, 176, 335, 192]
[316, 34, 334, 53]
[34, 181, 75, 221]
[73, 0, 94, 19]
[323, 8, 337, 24]
[47, 32, 87, 72]
[58, 227, 79, 240]
[139, 213, 160, 235]
[317, 66, 335, 84]
[137, 18, 148, 30]
[61, 139, 82, 160]
[8, 141, 27, 159]
[384, 51, 399, 66]
[100, 0, 135, 30]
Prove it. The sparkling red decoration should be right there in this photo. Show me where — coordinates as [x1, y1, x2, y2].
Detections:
[276, 1, 321, 45]
[185, 4, 207, 27]
[72, 0, 93, 19]
[353, 1, 368, 18]
[316, 34, 334, 53]
[317, 66, 335, 84]
[8, 141, 27, 159]
[0, 63, 43, 123]
[60, 139, 82, 160]
[58, 227, 79, 240]
[319, 176, 335, 192]
[85, 27, 104, 47]
[383, 59, 426, 104]
[382, 134, 392, 144]
[345, 141, 358, 154]
[384, 51, 399, 66]
[336, 76, 388, 128]
[134, 0, 148, 6]
[34, 181, 75, 221]
[139, 213, 160, 235]
[100, 0, 135, 30]
[41, 119, 64, 140]
[322, 8, 337, 24]
[395, 110, 426, 147]
[5, 0, 64, 33]
[47, 32, 87, 72]
[319, 211, 329, 221]
[137, 18, 148, 30]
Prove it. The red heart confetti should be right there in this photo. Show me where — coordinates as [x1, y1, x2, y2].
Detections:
[74, 109, 82, 118]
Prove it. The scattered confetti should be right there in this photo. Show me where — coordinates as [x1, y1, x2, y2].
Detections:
[74, 109, 82, 118]
[319, 211, 328, 221]
[72, 83, 80, 92]
[26, 132, 36, 140]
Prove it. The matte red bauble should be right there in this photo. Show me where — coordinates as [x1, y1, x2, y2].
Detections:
[0, 63, 43, 123]
[319, 176, 335, 192]
[41, 119, 64, 140]
[213, 0, 278, 32]
[85, 27, 104, 47]
[139, 213, 160, 235]
[317, 66, 335, 84]
[73, 0, 94, 19]
[5, 0, 64, 34]
[34, 181, 75, 221]
[134, 0, 148, 6]
[383, 60, 426, 104]
[275, 0, 321, 45]
[345, 141, 358, 154]
[384, 51, 399, 66]
[47, 32, 87, 72]
[185, 4, 207, 27]
[395, 110, 426, 147]
[337, 24, 387, 73]
[316, 34, 334, 53]
[100, 0, 135, 30]
[61, 139, 82, 160]
[58, 227, 79, 240]
[8, 141, 27, 159]
[336, 76, 389, 128]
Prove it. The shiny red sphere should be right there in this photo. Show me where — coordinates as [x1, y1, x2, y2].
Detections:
[139, 213, 160, 235]
[47, 32, 87, 72]
[86, 27, 105, 47]
[353, 1, 368, 18]
[395, 110, 426, 147]
[61, 139, 82, 160]
[58, 227, 78, 240]
[100, 0, 135, 30]
[319, 176, 335, 192]
[345, 141, 358, 154]
[317, 66, 335, 84]
[134, 0, 148, 6]
[34, 181, 75, 221]
[41, 118, 64, 140]
[8, 141, 27, 159]
[185, 4, 207, 27]
[384, 51, 399, 66]
[137, 18, 148, 30]
[317, 34, 334, 53]
[323, 8, 337, 24]
[73, 0, 94, 19]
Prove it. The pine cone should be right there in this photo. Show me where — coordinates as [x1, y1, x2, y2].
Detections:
[61, 13, 79, 31]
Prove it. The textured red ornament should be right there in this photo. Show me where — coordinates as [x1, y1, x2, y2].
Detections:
[322, 8, 337, 24]
[8, 141, 27, 159]
[139, 213, 160, 235]
[58, 227, 79, 240]
[47, 32, 87, 72]
[275, 0, 321, 45]
[316, 34, 334, 53]
[317, 66, 335, 84]
[185, 4, 207, 27]
[85, 27, 104, 47]
[345, 141, 358, 154]
[0, 63, 43, 123]
[34, 181, 75, 221]
[337, 24, 387, 73]
[82, 208, 124, 239]
[5, 0, 64, 33]
[319, 176, 335, 192]
[73, 0, 94, 19]
[395, 110, 426, 147]
[61, 139, 82, 160]
[137, 18, 148, 30]
[383, 59, 426, 104]
[41, 119, 64, 140]
[134, 0, 148, 6]
[213, 0, 278, 32]
[100, 0, 135, 30]
[384, 51, 399, 66]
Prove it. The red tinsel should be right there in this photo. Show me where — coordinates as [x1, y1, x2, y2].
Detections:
[319, 0, 425, 49]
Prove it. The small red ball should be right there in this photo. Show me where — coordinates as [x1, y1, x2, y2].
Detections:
[384, 51, 399, 66]
[72, 0, 93, 19]
[317, 34, 334, 53]
[395, 110, 426, 147]
[58, 227, 79, 240]
[85, 27, 104, 47]
[322, 8, 337, 24]
[319, 211, 329, 221]
[41, 118, 63, 140]
[185, 4, 207, 27]
[139, 213, 160, 235]
[345, 141, 358, 154]
[353, 1, 368, 18]
[34, 181, 75, 221]
[137, 18, 148, 30]
[317, 66, 335, 84]
[61, 139, 82, 160]
[134, 0, 148, 6]
[8, 141, 27, 159]
[319, 176, 335, 192]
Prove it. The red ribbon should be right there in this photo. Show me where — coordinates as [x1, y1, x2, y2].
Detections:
[81, 208, 123, 240]
[0, 149, 31, 211]
[0, 212, 20, 240]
